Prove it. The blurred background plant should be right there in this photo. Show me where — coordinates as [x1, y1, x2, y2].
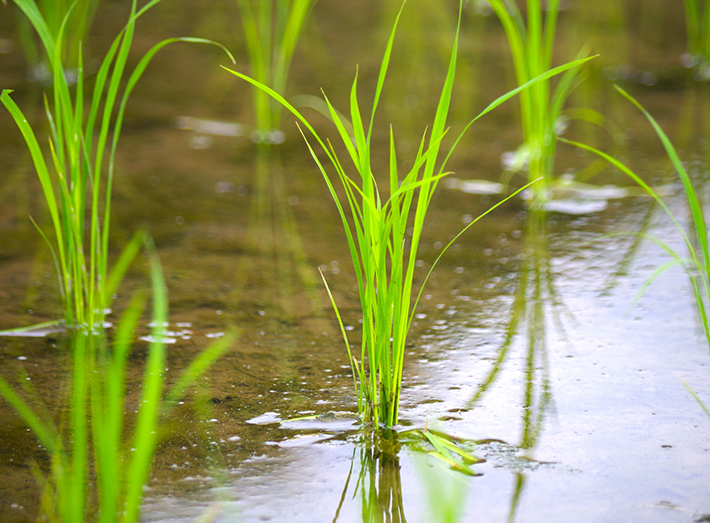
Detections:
[484, 0, 597, 206]
[683, 0, 710, 80]
[8, 0, 100, 84]
[236, 0, 317, 144]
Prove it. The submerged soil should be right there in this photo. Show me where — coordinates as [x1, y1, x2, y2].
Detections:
[0, 0, 709, 521]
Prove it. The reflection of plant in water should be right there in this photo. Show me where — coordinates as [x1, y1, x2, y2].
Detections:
[334, 429, 480, 523]
[467, 208, 564, 522]
[334, 433, 406, 523]
[469, 209, 560, 447]
[0, 244, 236, 522]
[231, 149, 321, 320]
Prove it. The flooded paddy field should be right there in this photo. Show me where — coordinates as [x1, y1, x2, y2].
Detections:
[0, 1, 708, 521]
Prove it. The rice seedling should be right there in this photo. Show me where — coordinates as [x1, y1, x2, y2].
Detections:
[225, 0, 590, 428]
[485, 0, 591, 202]
[683, 0, 710, 80]
[0, 240, 237, 522]
[9, 0, 101, 83]
[2, 0, 234, 334]
[230, 0, 321, 322]
[236, 0, 317, 143]
[561, 85, 710, 350]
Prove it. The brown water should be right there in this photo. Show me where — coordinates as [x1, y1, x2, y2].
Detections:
[1, 1, 709, 521]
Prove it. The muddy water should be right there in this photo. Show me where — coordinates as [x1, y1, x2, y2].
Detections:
[1, 0, 709, 521]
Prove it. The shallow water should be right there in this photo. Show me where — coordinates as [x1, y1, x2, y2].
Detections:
[0, 1, 709, 521]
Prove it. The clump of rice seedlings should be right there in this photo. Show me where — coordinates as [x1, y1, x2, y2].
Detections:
[683, 0, 710, 80]
[2, 0, 234, 333]
[485, 0, 592, 202]
[226, 0, 589, 428]
[237, 0, 317, 143]
[0, 241, 237, 522]
[562, 85, 710, 349]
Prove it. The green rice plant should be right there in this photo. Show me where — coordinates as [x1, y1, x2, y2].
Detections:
[485, 0, 590, 201]
[237, 0, 317, 142]
[561, 85, 710, 350]
[225, 0, 590, 428]
[9, 0, 101, 82]
[683, 0, 710, 80]
[0, 242, 237, 522]
[2, 0, 234, 333]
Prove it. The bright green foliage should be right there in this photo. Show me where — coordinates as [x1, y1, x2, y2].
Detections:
[225, 1, 590, 427]
[237, 0, 317, 141]
[486, 0, 589, 200]
[0, 241, 237, 522]
[2, 0, 234, 332]
[562, 86, 710, 350]
[683, 0, 710, 79]
[11, 0, 100, 78]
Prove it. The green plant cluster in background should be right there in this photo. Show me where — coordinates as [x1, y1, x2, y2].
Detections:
[683, 0, 710, 79]
[237, 0, 317, 143]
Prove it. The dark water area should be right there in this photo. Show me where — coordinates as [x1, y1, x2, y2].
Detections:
[1, 0, 709, 521]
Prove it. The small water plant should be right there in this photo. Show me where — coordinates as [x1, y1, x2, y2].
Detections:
[226, 0, 590, 428]
[683, 0, 710, 80]
[0, 241, 236, 522]
[230, 0, 321, 320]
[485, 0, 591, 202]
[9, 0, 100, 82]
[2, 0, 234, 333]
[237, 0, 317, 143]
[562, 85, 710, 349]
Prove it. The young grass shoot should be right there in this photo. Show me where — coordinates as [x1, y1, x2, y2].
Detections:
[225, 0, 591, 428]
[237, 0, 317, 143]
[2, 0, 234, 333]
[486, 0, 591, 202]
